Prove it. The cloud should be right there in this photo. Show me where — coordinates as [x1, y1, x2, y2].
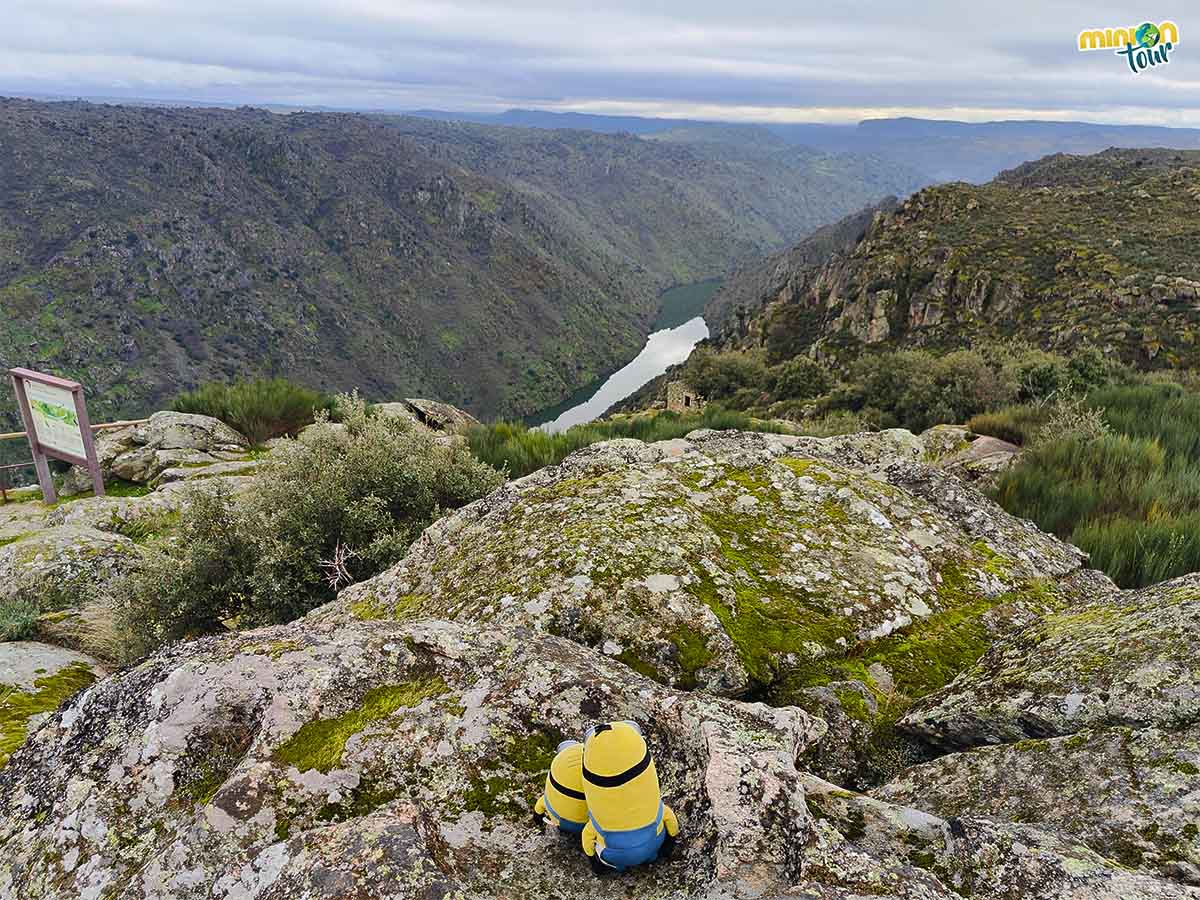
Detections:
[1, 0, 1197, 125]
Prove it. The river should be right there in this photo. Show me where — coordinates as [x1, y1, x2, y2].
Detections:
[529, 279, 720, 433]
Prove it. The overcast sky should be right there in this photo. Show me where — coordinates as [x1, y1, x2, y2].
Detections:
[2, 1, 1197, 126]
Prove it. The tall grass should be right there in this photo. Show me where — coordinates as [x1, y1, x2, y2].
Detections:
[172, 378, 333, 444]
[994, 383, 1200, 587]
[965, 405, 1050, 446]
[469, 406, 787, 478]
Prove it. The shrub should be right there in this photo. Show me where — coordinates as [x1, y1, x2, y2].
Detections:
[1066, 344, 1124, 393]
[773, 357, 833, 401]
[848, 349, 1014, 432]
[114, 394, 503, 655]
[965, 405, 1049, 446]
[172, 377, 333, 444]
[794, 410, 878, 437]
[0, 598, 39, 642]
[1089, 383, 1200, 460]
[1072, 515, 1200, 589]
[992, 384, 1200, 588]
[682, 350, 771, 402]
[998, 348, 1070, 403]
[468, 405, 787, 479]
[1028, 395, 1110, 448]
[994, 434, 1166, 536]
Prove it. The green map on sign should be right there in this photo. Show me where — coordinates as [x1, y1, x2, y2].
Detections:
[32, 399, 78, 427]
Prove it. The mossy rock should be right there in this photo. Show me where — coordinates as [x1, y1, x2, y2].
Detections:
[330, 430, 1085, 700]
[876, 723, 1200, 882]
[900, 572, 1200, 751]
[0, 643, 101, 767]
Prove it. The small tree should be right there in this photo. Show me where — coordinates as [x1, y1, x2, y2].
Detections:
[773, 356, 833, 401]
[115, 393, 503, 657]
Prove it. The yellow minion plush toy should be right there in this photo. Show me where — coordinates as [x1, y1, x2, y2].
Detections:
[533, 740, 589, 834]
[581, 721, 680, 873]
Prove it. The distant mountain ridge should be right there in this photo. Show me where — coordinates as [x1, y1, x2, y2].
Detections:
[0, 97, 921, 434]
[414, 108, 1200, 184]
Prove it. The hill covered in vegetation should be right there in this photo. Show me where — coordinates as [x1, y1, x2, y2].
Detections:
[706, 148, 1200, 370]
[0, 97, 922, 437]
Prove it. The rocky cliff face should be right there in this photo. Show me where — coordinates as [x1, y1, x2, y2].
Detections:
[707, 149, 1200, 372]
[2, 429, 1197, 898]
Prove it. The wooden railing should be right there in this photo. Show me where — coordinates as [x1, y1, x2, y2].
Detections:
[0, 419, 149, 442]
[0, 419, 149, 501]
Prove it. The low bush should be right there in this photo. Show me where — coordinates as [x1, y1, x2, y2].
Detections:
[847, 349, 1015, 432]
[468, 405, 788, 478]
[772, 356, 833, 401]
[993, 382, 1200, 587]
[1028, 395, 1111, 448]
[0, 598, 39, 642]
[172, 377, 333, 444]
[681, 349, 772, 405]
[965, 405, 1049, 446]
[113, 394, 503, 657]
[1072, 515, 1200, 589]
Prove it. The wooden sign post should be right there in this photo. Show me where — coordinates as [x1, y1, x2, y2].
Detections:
[9, 368, 104, 504]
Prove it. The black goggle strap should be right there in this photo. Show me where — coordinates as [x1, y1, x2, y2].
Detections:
[548, 771, 586, 800]
[582, 747, 652, 788]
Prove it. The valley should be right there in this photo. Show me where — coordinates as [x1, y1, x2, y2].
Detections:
[530, 279, 719, 432]
[5, 88, 1200, 900]
[0, 98, 923, 435]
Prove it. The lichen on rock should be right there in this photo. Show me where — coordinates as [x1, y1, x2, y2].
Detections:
[899, 573, 1200, 751]
[330, 430, 1085, 711]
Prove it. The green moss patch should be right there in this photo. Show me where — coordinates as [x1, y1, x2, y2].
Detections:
[463, 728, 565, 825]
[275, 677, 449, 774]
[350, 592, 428, 621]
[670, 626, 715, 689]
[50, 479, 151, 506]
[0, 662, 96, 766]
[780, 457, 832, 483]
[616, 648, 664, 682]
[690, 567, 855, 688]
[115, 511, 182, 544]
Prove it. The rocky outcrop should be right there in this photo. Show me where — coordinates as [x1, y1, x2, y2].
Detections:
[3, 429, 1198, 898]
[61, 411, 251, 495]
[372, 399, 480, 437]
[330, 430, 1083, 704]
[707, 149, 1200, 374]
[898, 574, 1200, 750]
[400, 398, 480, 433]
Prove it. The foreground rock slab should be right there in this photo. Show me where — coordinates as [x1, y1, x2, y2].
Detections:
[900, 574, 1200, 751]
[877, 725, 1200, 883]
[0, 619, 827, 899]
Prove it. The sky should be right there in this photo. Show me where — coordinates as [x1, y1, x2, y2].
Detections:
[2, 0, 1198, 126]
